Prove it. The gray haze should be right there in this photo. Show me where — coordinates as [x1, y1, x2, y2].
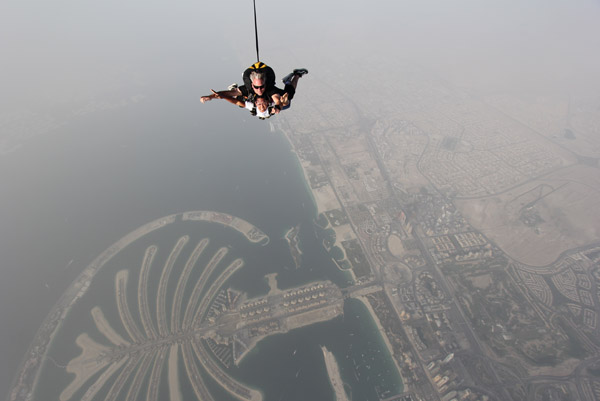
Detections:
[2, 0, 600, 397]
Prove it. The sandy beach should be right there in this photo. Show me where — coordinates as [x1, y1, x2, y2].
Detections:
[61, 334, 117, 401]
[168, 344, 183, 401]
[91, 307, 130, 346]
[354, 296, 404, 384]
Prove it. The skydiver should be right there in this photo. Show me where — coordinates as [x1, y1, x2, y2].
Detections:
[200, 67, 308, 118]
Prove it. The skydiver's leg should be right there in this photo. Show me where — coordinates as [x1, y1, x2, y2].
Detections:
[288, 74, 300, 90]
[276, 69, 306, 110]
[279, 83, 296, 110]
[281, 68, 307, 88]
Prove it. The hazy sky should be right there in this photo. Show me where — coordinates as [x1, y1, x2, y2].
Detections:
[2, 0, 599, 111]
[2, 0, 600, 397]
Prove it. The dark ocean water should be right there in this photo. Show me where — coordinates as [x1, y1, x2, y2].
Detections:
[2, 78, 401, 400]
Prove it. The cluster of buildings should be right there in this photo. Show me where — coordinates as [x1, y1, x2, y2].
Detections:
[273, 60, 600, 399]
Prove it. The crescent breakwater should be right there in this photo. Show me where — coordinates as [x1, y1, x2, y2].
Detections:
[182, 211, 270, 245]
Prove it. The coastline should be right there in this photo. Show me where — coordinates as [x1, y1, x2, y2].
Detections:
[278, 125, 404, 393]
[280, 128, 357, 273]
[353, 295, 405, 392]
[236, 302, 344, 365]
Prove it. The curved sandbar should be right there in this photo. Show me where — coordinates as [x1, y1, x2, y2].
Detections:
[104, 355, 143, 401]
[192, 340, 262, 401]
[182, 341, 214, 401]
[182, 211, 269, 245]
[193, 258, 245, 325]
[86, 215, 177, 279]
[285, 225, 302, 269]
[182, 247, 229, 330]
[125, 352, 154, 401]
[79, 356, 129, 401]
[60, 334, 111, 401]
[147, 347, 168, 401]
[115, 270, 144, 343]
[171, 238, 209, 333]
[138, 245, 159, 340]
[91, 307, 130, 347]
[168, 344, 183, 401]
[156, 235, 189, 336]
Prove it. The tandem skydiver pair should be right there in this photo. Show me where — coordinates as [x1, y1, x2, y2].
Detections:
[200, 62, 308, 120]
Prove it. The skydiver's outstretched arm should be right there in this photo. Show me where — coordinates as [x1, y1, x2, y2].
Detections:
[213, 90, 245, 107]
[200, 88, 243, 105]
